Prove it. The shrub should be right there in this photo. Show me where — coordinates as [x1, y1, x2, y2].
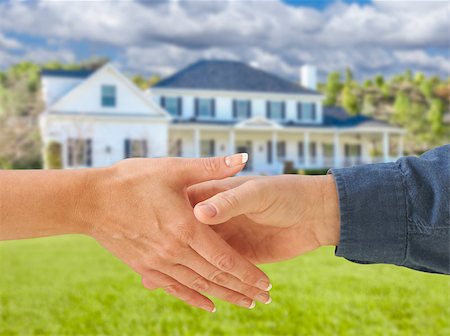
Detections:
[45, 141, 62, 169]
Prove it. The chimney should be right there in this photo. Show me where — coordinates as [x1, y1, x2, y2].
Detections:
[300, 65, 317, 90]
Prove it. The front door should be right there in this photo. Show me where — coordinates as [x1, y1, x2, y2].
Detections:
[236, 141, 252, 171]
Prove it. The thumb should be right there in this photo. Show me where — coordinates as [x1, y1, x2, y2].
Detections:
[193, 180, 261, 225]
[178, 153, 248, 186]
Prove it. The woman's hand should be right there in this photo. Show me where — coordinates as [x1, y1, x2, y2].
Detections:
[189, 175, 340, 264]
[0, 155, 272, 312]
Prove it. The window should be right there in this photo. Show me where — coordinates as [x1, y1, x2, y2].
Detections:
[200, 140, 215, 157]
[277, 141, 286, 160]
[67, 138, 92, 167]
[162, 97, 181, 117]
[101, 85, 116, 107]
[233, 100, 251, 119]
[322, 143, 334, 158]
[309, 142, 317, 159]
[297, 103, 316, 121]
[175, 139, 182, 157]
[267, 101, 285, 120]
[124, 139, 148, 158]
[344, 144, 361, 157]
[298, 141, 304, 160]
[195, 98, 215, 118]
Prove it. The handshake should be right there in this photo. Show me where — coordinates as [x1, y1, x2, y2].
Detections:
[1, 153, 340, 313]
[85, 154, 340, 312]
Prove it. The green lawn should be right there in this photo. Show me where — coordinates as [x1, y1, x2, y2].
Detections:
[1, 236, 449, 336]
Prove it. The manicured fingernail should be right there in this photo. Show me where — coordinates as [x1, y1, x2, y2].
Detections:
[238, 298, 255, 309]
[257, 279, 272, 291]
[211, 307, 217, 313]
[255, 292, 271, 304]
[197, 203, 217, 217]
[225, 153, 248, 167]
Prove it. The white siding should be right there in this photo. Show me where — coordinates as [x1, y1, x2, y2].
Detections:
[42, 76, 85, 106]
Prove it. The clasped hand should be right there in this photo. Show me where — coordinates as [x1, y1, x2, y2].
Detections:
[81, 154, 339, 312]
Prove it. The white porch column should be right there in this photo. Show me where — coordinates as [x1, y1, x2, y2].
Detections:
[194, 129, 201, 158]
[383, 131, 389, 162]
[272, 131, 278, 171]
[397, 134, 404, 158]
[229, 129, 235, 155]
[304, 132, 310, 167]
[333, 131, 341, 167]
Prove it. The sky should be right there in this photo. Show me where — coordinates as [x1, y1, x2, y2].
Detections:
[0, 0, 449, 82]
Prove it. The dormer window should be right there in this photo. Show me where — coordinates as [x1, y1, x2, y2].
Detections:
[267, 101, 285, 120]
[195, 98, 215, 118]
[298, 102, 316, 121]
[101, 85, 116, 107]
[233, 100, 251, 119]
[161, 96, 181, 116]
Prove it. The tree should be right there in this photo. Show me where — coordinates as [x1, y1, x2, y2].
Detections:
[374, 74, 384, 88]
[323, 72, 342, 106]
[392, 91, 410, 125]
[345, 67, 353, 85]
[341, 85, 359, 115]
[427, 98, 445, 136]
[362, 94, 376, 116]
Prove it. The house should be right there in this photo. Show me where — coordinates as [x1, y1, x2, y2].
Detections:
[39, 60, 405, 174]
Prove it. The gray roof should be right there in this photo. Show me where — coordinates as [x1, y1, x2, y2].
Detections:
[41, 69, 94, 78]
[154, 60, 320, 95]
[172, 106, 393, 128]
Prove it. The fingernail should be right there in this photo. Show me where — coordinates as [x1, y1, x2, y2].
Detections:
[211, 307, 217, 313]
[257, 279, 272, 291]
[238, 298, 255, 309]
[197, 203, 217, 217]
[225, 153, 248, 167]
[255, 292, 271, 304]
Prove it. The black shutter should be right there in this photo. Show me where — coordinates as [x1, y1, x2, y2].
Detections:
[312, 103, 316, 121]
[194, 98, 199, 117]
[310, 142, 316, 157]
[357, 144, 362, 156]
[125, 139, 130, 158]
[281, 102, 286, 119]
[177, 97, 182, 117]
[68, 138, 73, 166]
[211, 99, 215, 117]
[142, 140, 148, 157]
[210, 140, 215, 156]
[86, 139, 92, 167]
[247, 100, 252, 117]
[161, 96, 166, 108]
[297, 103, 302, 120]
[266, 101, 271, 118]
[267, 140, 272, 164]
[298, 141, 304, 158]
[232, 100, 237, 119]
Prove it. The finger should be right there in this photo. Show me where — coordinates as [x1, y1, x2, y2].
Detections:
[179, 249, 271, 304]
[191, 226, 272, 291]
[188, 176, 257, 206]
[165, 264, 258, 309]
[174, 153, 248, 186]
[141, 270, 216, 313]
[193, 180, 262, 225]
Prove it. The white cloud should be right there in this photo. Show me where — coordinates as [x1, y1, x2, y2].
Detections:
[0, 0, 448, 79]
[0, 33, 22, 50]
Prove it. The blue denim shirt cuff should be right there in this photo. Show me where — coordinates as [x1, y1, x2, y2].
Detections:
[329, 162, 407, 266]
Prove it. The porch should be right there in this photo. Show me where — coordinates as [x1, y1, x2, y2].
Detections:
[169, 124, 405, 175]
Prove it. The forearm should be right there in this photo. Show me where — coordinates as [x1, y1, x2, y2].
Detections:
[0, 168, 98, 240]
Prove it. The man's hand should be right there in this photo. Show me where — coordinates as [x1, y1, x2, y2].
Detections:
[189, 175, 340, 264]
[84, 155, 272, 311]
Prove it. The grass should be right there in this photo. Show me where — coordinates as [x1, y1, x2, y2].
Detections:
[0, 235, 449, 336]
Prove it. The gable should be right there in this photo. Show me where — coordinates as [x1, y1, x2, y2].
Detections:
[50, 65, 169, 118]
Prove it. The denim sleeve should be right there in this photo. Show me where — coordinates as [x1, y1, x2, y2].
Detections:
[329, 144, 450, 274]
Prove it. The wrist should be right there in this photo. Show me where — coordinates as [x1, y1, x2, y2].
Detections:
[316, 174, 340, 247]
